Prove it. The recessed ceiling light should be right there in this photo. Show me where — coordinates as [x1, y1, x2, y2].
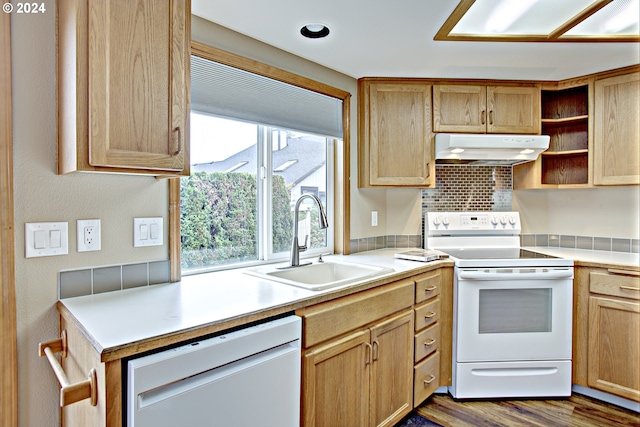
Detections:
[300, 23, 330, 39]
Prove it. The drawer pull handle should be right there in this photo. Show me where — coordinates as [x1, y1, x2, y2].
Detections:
[38, 330, 97, 407]
[424, 375, 436, 385]
[424, 286, 437, 293]
[608, 268, 640, 277]
[423, 338, 436, 347]
[424, 312, 437, 319]
[620, 285, 640, 291]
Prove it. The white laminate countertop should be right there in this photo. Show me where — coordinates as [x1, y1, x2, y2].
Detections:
[59, 249, 449, 360]
[523, 247, 639, 269]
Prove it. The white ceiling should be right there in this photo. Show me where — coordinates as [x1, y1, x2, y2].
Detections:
[191, 0, 639, 81]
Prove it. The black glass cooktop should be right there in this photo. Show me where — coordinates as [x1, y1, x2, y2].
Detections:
[438, 248, 560, 260]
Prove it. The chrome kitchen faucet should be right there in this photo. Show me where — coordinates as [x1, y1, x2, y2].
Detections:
[285, 194, 328, 268]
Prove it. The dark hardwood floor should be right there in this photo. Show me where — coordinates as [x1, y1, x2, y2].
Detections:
[411, 393, 640, 427]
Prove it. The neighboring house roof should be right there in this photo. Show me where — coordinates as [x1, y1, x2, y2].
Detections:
[192, 137, 326, 187]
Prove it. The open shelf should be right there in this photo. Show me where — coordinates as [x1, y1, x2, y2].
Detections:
[539, 85, 589, 186]
[541, 115, 588, 125]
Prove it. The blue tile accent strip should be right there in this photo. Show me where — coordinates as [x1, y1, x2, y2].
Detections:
[59, 259, 171, 299]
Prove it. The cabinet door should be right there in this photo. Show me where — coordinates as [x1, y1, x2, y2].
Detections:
[594, 72, 640, 185]
[369, 83, 432, 186]
[88, 0, 189, 172]
[487, 86, 540, 134]
[588, 296, 640, 402]
[302, 330, 371, 427]
[370, 311, 413, 427]
[433, 85, 487, 133]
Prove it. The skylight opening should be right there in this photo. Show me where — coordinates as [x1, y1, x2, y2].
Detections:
[436, 0, 640, 42]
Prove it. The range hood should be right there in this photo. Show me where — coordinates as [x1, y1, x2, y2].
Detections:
[435, 133, 550, 166]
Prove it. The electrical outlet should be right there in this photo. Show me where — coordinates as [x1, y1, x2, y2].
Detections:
[77, 219, 101, 252]
[371, 211, 378, 227]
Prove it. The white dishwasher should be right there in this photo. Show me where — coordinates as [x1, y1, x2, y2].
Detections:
[127, 315, 301, 427]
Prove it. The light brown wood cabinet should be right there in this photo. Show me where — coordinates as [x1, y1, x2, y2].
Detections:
[358, 80, 434, 188]
[432, 84, 540, 134]
[514, 66, 640, 190]
[412, 268, 453, 405]
[574, 266, 640, 403]
[57, 0, 191, 175]
[297, 279, 415, 427]
[593, 71, 640, 186]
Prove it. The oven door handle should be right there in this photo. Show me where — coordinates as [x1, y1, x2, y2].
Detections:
[459, 269, 573, 281]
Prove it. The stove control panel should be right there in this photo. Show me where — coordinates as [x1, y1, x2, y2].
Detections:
[425, 212, 521, 236]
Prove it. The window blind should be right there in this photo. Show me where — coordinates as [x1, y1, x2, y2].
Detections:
[191, 55, 344, 139]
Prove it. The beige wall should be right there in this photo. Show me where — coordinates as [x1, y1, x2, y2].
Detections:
[514, 187, 640, 238]
[12, 3, 168, 425]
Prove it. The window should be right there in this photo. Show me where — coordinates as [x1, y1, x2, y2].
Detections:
[175, 45, 350, 276]
[181, 114, 333, 272]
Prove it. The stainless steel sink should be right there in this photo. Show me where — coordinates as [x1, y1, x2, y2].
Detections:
[244, 260, 394, 291]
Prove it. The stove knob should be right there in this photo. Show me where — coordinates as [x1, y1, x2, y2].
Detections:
[490, 216, 498, 225]
[509, 216, 517, 225]
[500, 216, 507, 225]
[433, 217, 441, 226]
[442, 217, 450, 226]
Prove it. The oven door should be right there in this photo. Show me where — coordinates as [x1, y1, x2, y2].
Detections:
[454, 266, 573, 362]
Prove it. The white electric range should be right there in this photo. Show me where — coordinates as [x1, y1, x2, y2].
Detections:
[424, 211, 574, 399]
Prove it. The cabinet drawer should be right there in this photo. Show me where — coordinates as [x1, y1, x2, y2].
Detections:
[415, 271, 441, 304]
[297, 279, 415, 348]
[590, 270, 640, 300]
[414, 323, 440, 363]
[415, 298, 440, 331]
[414, 351, 440, 407]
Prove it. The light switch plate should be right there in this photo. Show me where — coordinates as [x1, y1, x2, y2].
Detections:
[25, 222, 69, 258]
[134, 217, 163, 247]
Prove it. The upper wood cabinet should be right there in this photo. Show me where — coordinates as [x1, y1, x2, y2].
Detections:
[593, 71, 640, 186]
[358, 80, 433, 188]
[433, 84, 540, 134]
[58, 0, 191, 175]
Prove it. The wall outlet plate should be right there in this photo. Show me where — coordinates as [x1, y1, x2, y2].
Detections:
[77, 219, 101, 252]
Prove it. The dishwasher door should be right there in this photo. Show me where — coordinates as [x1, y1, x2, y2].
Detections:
[127, 315, 301, 427]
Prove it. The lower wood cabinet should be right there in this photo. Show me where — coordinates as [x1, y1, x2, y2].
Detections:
[297, 279, 415, 427]
[297, 267, 454, 427]
[302, 310, 414, 427]
[574, 266, 640, 402]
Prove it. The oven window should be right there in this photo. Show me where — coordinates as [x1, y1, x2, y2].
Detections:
[478, 289, 552, 334]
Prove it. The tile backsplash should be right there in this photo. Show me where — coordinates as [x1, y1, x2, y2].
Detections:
[351, 164, 638, 256]
[522, 234, 639, 254]
[422, 165, 513, 212]
[59, 259, 170, 299]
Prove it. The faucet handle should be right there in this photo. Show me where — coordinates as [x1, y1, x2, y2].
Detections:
[298, 235, 309, 252]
